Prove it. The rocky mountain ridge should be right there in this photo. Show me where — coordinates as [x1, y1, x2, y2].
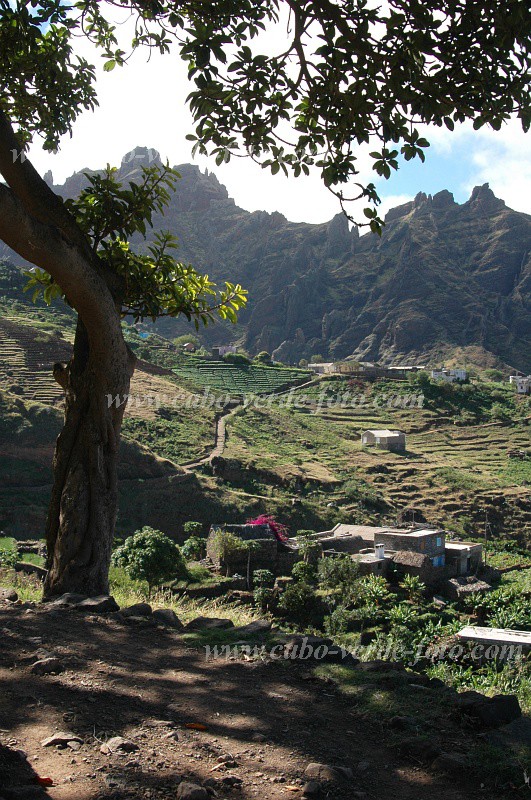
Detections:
[3, 147, 530, 371]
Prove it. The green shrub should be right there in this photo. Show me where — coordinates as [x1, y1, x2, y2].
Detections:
[317, 554, 360, 592]
[0, 544, 18, 568]
[253, 569, 275, 588]
[181, 535, 207, 561]
[253, 586, 275, 611]
[324, 605, 352, 636]
[111, 526, 187, 594]
[278, 581, 316, 618]
[183, 521, 204, 537]
[224, 352, 250, 365]
[291, 560, 317, 585]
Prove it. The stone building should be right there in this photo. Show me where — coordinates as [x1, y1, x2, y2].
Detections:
[376, 528, 446, 566]
[207, 523, 298, 576]
[361, 429, 406, 453]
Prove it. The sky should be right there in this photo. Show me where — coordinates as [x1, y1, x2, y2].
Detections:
[28, 15, 531, 225]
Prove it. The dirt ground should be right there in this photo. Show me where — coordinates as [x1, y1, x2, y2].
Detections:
[0, 601, 523, 800]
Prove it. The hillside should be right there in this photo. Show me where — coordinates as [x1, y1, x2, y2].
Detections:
[3, 147, 529, 370]
[0, 289, 529, 545]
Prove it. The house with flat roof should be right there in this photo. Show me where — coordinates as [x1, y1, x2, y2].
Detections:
[361, 429, 406, 453]
[457, 626, 531, 657]
[445, 541, 483, 576]
[509, 374, 531, 394]
[431, 368, 468, 383]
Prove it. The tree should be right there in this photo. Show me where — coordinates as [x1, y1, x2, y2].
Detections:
[181, 535, 207, 561]
[111, 526, 188, 595]
[174, 334, 200, 350]
[1, 1, 529, 597]
[183, 521, 204, 537]
[253, 350, 272, 365]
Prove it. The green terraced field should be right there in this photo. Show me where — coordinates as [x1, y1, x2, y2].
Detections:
[171, 359, 312, 396]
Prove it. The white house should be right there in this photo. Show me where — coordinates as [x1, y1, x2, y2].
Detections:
[431, 368, 467, 383]
[509, 375, 531, 394]
[308, 362, 335, 374]
[361, 429, 406, 453]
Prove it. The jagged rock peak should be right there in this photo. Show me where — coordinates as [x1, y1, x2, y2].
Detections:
[468, 183, 506, 213]
[432, 189, 455, 208]
[120, 146, 162, 169]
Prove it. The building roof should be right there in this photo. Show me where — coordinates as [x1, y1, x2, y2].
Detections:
[362, 429, 404, 438]
[331, 524, 388, 542]
[457, 626, 531, 648]
[379, 527, 442, 539]
[445, 541, 482, 552]
[392, 550, 430, 568]
[210, 523, 274, 541]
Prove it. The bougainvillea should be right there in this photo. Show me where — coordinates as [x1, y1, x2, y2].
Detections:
[247, 515, 289, 543]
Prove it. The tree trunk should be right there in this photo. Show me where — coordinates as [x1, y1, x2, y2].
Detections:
[43, 318, 135, 598]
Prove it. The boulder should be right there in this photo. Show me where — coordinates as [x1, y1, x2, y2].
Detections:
[100, 736, 139, 755]
[75, 595, 119, 613]
[232, 620, 271, 636]
[153, 608, 183, 629]
[304, 763, 353, 782]
[184, 617, 234, 631]
[42, 731, 82, 748]
[121, 603, 152, 618]
[302, 781, 322, 798]
[0, 588, 18, 602]
[432, 752, 468, 773]
[176, 782, 210, 800]
[31, 657, 65, 676]
[456, 693, 521, 728]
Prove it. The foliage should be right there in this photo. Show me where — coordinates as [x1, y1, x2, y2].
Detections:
[183, 521, 204, 537]
[296, 531, 321, 563]
[0, 544, 18, 569]
[253, 585, 275, 612]
[317, 554, 360, 593]
[223, 352, 251, 365]
[484, 369, 504, 382]
[253, 569, 275, 588]
[323, 605, 352, 637]
[209, 528, 246, 566]
[400, 574, 426, 603]
[253, 351, 272, 365]
[291, 560, 317, 585]
[248, 514, 289, 543]
[24, 165, 247, 326]
[358, 575, 392, 608]
[111, 526, 187, 592]
[277, 581, 317, 619]
[181, 535, 207, 561]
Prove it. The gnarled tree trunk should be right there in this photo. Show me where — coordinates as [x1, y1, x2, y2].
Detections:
[0, 111, 135, 598]
[44, 319, 135, 598]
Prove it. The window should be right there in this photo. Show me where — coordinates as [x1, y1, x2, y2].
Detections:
[420, 541, 425, 551]
[432, 555, 445, 567]
[436, 536, 442, 548]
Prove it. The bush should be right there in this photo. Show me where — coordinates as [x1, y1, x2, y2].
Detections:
[0, 544, 18, 569]
[291, 561, 317, 585]
[484, 369, 504, 382]
[224, 352, 251, 365]
[278, 581, 317, 618]
[183, 521, 204, 537]
[317, 554, 360, 592]
[253, 351, 272, 365]
[253, 586, 275, 611]
[324, 605, 352, 636]
[253, 569, 275, 588]
[111, 526, 188, 593]
[181, 535, 207, 561]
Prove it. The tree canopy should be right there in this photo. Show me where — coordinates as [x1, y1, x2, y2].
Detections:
[2, 0, 529, 232]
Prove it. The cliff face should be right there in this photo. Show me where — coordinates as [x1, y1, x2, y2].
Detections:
[4, 147, 530, 370]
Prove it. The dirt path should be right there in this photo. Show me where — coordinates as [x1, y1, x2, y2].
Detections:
[0, 603, 504, 800]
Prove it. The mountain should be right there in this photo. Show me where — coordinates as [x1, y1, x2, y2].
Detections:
[3, 147, 530, 370]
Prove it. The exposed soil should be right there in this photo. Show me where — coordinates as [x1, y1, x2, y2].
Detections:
[0, 602, 520, 800]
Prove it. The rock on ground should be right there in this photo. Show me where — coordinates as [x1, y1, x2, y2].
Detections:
[176, 781, 210, 800]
